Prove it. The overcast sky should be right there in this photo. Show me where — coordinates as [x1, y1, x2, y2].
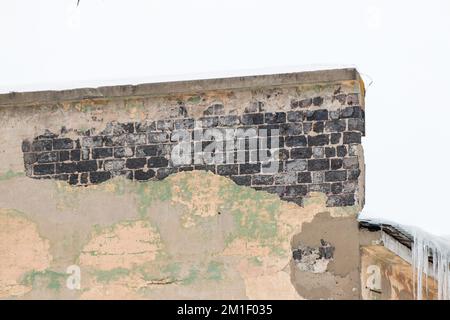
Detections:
[1, 0, 449, 236]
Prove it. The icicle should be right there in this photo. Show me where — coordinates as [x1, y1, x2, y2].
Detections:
[411, 227, 450, 300]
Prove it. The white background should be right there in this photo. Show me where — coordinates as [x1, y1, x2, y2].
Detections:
[1, 0, 449, 236]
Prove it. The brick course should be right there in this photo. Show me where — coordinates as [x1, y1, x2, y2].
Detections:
[22, 98, 364, 207]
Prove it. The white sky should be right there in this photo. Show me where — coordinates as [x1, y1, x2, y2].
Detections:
[1, 0, 449, 236]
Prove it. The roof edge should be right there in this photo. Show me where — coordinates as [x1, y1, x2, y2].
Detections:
[0, 68, 361, 107]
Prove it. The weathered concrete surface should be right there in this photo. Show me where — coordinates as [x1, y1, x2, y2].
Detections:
[0, 69, 366, 299]
[0, 173, 361, 299]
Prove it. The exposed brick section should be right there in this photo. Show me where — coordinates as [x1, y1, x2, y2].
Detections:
[22, 96, 364, 207]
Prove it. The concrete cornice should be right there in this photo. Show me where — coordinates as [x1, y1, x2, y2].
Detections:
[0, 68, 361, 108]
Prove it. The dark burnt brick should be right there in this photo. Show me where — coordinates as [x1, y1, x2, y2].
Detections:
[297, 172, 312, 183]
[285, 135, 307, 147]
[330, 133, 341, 144]
[348, 118, 365, 135]
[313, 122, 324, 133]
[252, 175, 274, 185]
[307, 134, 329, 146]
[343, 132, 361, 144]
[302, 122, 312, 134]
[121, 123, 135, 134]
[71, 149, 81, 161]
[324, 170, 347, 182]
[199, 116, 219, 128]
[258, 186, 286, 197]
[126, 134, 146, 146]
[230, 175, 251, 186]
[261, 161, 284, 174]
[287, 111, 303, 122]
[178, 166, 194, 172]
[34, 163, 55, 175]
[297, 98, 312, 108]
[264, 112, 286, 124]
[59, 151, 70, 162]
[82, 136, 103, 148]
[217, 164, 239, 176]
[308, 159, 329, 171]
[156, 120, 173, 131]
[331, 158, 343, 170]
[325, 147, 336, 158]
[36, 130, 58, 140]
[312, 96, 324, 106]
[291, 147, 312, 159]
[284, 197, 303, 206]
[346, 93, 359, 105]
[194, 165, 216, 173]
[340, 106, 364, 119]
[274, 149, 287, 161]
[37, 151, 58, 163]
[53, 138, 73, 150]
[24, 153, 37, 165]
[77, 160, 97, 172]
[333, 93, 347, 105]
[135, 145, 157, 157]
[325, 120, 346, 132]
[22, 140, 31, 152]
[218, 115, 240, 127]
[204, 103, 224, 115]
[81, 148, 90, 160]
[343, 157, 359, 169]
[241, 113, 264, 125]
[135, 121, 156, 132]
[69, 174, 79, 185]
[148, 132, 170, 143]
[54, 174, 68, 181]
[239, 163, 261, 174]
[80, 173, 89, 184]
[285, 185, 308, 197]
[114, 146, 135, 158]
[280, 123, 302, 136]
[327, 193, 355, 206]
[31, 140, 52, 152]
[245, 101, 264, 113]
[308, 183, 331, 193]
[153, 168, 174, 180]
[331, 182, 343, 194]
[306, 109, 328, 121]
[56, 162, 77, 174]
[134, 169, 156, 181]
[174, 118, 195, 130]
[90, 171, 111, 184]
[147, 157, 169, 168]
[156, 144, 173, 156]
[92, 148, 113, 159]
[336, 145, 347, 157]
[348, 169, 361, 181]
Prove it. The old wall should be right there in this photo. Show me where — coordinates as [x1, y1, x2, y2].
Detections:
[0, 69, 366, 299]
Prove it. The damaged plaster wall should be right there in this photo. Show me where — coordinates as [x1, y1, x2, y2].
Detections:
[0, 69, 366, 299]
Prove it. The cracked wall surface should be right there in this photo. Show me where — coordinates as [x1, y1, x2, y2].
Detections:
[0, 69, 366, 299]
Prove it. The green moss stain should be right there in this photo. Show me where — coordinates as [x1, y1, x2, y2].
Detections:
[181, 267, 199, 285]
[206, 261, 223, 281]
[0, 170, 24, 181]
[187, 95, 202, 104]
[135, 179, 172, 218]
[93, 268, 130, 283]
[162, 262, 181, 278]
[21, 269, 67, 291]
